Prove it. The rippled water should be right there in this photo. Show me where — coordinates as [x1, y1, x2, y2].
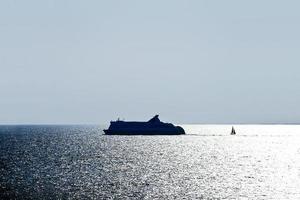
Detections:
[1, 125, 300, 199]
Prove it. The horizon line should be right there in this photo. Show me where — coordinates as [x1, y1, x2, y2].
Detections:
[1, 122, 300, 126]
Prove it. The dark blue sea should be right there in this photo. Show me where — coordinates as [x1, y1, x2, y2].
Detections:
[1, 125, 300, 199]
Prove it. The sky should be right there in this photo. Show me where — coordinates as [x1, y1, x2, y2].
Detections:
[1, 1, 300, 124]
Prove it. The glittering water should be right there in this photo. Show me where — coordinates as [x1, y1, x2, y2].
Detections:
[1, 125, 300, 199]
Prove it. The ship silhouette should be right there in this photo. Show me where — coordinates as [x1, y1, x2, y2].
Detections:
[104, 115, 185, 135]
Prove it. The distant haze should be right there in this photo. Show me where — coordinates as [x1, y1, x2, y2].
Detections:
[1, 1, 300, 124]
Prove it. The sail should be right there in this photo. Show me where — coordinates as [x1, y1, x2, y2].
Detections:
[231, 126, 236, 135]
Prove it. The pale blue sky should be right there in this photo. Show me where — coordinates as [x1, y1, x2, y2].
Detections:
[1, 1, 300, 124]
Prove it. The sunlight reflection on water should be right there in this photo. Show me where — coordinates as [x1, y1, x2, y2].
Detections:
[1, 125, 300, 199]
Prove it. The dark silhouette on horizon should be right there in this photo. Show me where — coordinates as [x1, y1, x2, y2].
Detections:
[231, 126, 236, 135]
[104, 115, 185, 135]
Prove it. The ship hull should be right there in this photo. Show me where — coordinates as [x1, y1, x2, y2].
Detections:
[103, 127, 185, 135]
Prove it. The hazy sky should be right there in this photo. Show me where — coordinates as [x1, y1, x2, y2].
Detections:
[1, 1, 300, 124]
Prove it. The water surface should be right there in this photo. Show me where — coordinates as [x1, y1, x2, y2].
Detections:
[1, 125, 300, 199]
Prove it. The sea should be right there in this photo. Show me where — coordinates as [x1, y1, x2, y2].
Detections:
[1, 125, 300, 199]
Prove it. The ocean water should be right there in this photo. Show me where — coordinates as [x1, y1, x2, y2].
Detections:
[1, 125, 300, 199]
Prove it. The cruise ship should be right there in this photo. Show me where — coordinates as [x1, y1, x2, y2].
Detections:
[104, 115, 185, 135]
